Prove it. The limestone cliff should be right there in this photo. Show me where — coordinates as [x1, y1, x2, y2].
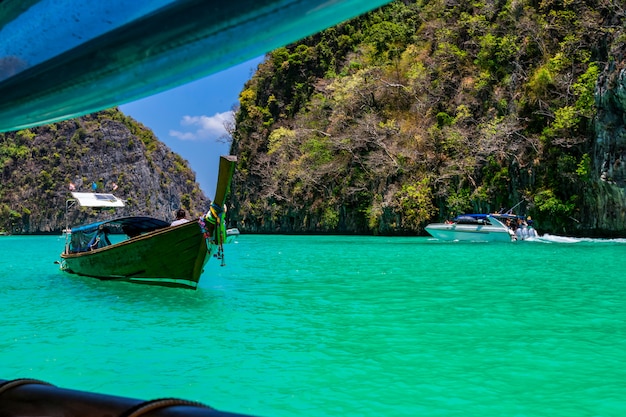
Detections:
[592, 60, 626, 235]
[0, 108, 210, 234]
[229, 0, 626, 237]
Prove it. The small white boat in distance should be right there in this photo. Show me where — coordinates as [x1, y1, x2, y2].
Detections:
[425, 214, 536, 242]
[225, 228, 240, 243]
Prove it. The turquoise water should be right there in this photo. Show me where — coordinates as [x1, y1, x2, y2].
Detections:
[1, 234, 626, 416]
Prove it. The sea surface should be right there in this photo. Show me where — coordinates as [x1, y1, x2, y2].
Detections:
[1, 233, 626, 416]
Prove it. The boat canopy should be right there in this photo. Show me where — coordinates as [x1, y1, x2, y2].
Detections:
[0, 0, 391, 132]
[67, 216, 170, 253]
[455, 214, 490, 221]
[70, 192, 125, 208]
[71, 216, 169, 234]
[455, 213, 525, 221]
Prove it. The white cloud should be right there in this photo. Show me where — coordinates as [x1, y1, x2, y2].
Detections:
[169, 111, 234, 141]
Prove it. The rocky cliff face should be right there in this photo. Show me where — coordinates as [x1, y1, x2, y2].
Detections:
[228, 1, 626, 237]
[591, 60, 626, 235]
[596, 66, 626, 186]
[0, 109, 209, 234]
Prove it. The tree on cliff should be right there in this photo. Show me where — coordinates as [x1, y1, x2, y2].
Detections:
[229, 0, 625, 236]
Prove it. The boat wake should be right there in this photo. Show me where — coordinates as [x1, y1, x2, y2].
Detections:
[529, 234, 626, 244]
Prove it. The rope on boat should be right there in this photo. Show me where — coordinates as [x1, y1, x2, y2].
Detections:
[199, 203, 227, 266]
[0, 378, 257, 417]
[0, 378, 55, 396]
[119, 397, 213, 417]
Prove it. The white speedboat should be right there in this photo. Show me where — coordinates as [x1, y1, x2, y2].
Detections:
[425, 214, 534, 242]
[225, 228, 240, 243]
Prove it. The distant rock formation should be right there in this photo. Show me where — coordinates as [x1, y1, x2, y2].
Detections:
[0, 109, 210, 234]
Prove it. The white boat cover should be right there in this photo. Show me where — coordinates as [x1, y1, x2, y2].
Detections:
[70, 192, 125, 208]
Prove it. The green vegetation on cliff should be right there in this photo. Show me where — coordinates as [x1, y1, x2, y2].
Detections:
[230, 0, 626, 236]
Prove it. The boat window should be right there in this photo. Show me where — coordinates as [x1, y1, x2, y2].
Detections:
[69, 229, 100, 253]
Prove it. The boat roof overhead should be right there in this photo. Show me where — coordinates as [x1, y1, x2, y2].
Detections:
[70, 192, 126, 208]
[0, 0, 391, 132]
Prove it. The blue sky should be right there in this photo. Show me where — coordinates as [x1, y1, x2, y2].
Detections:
[119, 56, 265, 198]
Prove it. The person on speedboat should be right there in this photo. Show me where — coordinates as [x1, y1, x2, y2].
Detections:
[515, 219, 528, 240]
[526, 217, 538, 238]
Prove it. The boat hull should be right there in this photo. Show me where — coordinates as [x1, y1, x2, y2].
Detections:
[60, 221, 212, 289]
[425, 223, 514, 242]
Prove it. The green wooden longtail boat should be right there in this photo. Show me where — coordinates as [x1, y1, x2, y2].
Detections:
[59, 155, 237, 290]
